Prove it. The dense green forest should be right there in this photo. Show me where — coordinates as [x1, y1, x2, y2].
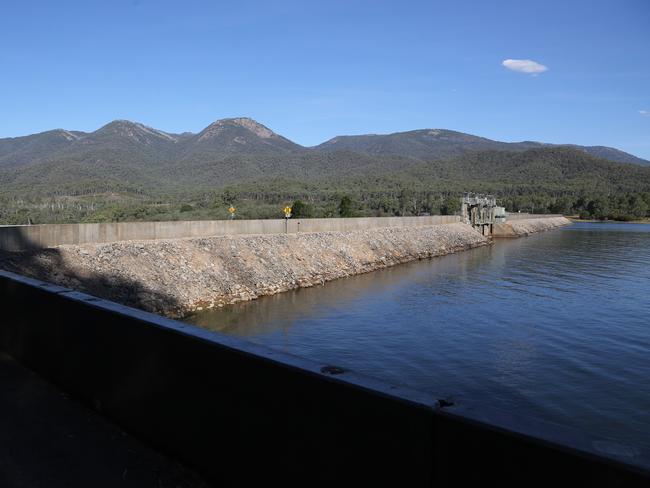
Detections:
[3, 185, 648, 225]
[2, 170, 649, 225]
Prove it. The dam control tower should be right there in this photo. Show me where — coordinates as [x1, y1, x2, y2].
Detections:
[461, 192, 505, 236]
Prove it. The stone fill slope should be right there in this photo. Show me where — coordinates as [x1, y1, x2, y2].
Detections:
[493, 217, 572, 237]
[1, 223, 489, 317]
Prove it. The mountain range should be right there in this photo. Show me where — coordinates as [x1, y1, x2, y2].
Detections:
[0, 117, 648, 199]
[1, 117, 647, 168]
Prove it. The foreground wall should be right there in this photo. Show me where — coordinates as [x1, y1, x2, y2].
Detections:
[1, 223, 488, 317]
[0, 270, 647, 486]
[0, 216, 460, 251]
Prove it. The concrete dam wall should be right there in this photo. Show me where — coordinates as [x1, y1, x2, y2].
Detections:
[0, 215, 460, 252]
[0, 217, 572, 317]
[0, 222, 489, 318]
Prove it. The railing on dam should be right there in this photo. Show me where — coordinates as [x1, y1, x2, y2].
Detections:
[0, 269, 648, 486]
[0, 215, 461, 251]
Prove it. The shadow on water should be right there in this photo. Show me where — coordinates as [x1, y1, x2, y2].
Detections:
[0, 229, 181, 315]
[186, 242, 499, 336]
[185, 223, 650, 456]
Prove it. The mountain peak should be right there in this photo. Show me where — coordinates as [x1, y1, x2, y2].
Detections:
[100, 119, 141, 129]
[95, 120, 178, 143]
[53, 129, 82, 141]
[230, 117, 276, 138]
[199, 117, 276, 141]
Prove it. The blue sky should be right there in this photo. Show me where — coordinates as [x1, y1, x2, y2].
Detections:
[1, 0, 649, 158]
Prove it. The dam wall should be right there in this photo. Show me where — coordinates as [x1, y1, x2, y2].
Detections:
[0, 222, 489, 318]
[0, 215, 460, 251]
[0, 269, 647, 486]
[493, 216, 572, 237]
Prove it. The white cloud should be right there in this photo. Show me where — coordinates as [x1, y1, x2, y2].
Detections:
[640, 110, 650, 117]
[502, 59, 548, 75]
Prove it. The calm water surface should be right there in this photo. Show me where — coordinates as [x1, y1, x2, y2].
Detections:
[186, 223, 650, 452]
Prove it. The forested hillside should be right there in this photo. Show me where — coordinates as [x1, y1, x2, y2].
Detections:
[1, 119, 649, 224]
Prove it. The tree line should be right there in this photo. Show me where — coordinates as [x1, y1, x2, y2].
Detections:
[3, 187, 649, 225]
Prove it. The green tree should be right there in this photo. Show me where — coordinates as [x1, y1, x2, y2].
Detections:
[440, 196, 460, 215]
[587, 198, 609, 219]
[398, 188, 416, 215]
[549, 197, 572, 215]
[218, 188, 237, 206]
[338, 195, 354, 217]
[626, 195, 647, 218]
[377, 196, 397, 215]
[291, 200, 313, 218]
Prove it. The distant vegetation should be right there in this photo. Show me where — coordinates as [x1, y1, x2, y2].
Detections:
[1, 118, 649, 224]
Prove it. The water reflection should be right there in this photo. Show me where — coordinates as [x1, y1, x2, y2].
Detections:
[186, 244, 497, 336]
[186, 223, 650, 452]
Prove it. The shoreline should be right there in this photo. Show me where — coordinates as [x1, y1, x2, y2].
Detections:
[569, 218, 650, 224]
[0, 218, 571, 318]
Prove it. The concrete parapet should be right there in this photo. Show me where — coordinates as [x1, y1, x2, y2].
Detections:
[0, 216, 460, 251]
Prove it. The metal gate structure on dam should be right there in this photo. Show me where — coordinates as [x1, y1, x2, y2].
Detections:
[461, 192, 506, 236]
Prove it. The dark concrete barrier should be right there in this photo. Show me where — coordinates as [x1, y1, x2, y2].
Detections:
[0, 270, 648, 486]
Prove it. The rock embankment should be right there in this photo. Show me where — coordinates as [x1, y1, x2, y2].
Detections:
[493, 217, 572, 238]
[1, 223, 489, 318]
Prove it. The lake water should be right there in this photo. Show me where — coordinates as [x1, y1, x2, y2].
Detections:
[186, 222, 650, 453]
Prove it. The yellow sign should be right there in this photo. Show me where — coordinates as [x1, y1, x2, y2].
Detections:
[228, 206, 236, 214]
[284, 206, 292, 218]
